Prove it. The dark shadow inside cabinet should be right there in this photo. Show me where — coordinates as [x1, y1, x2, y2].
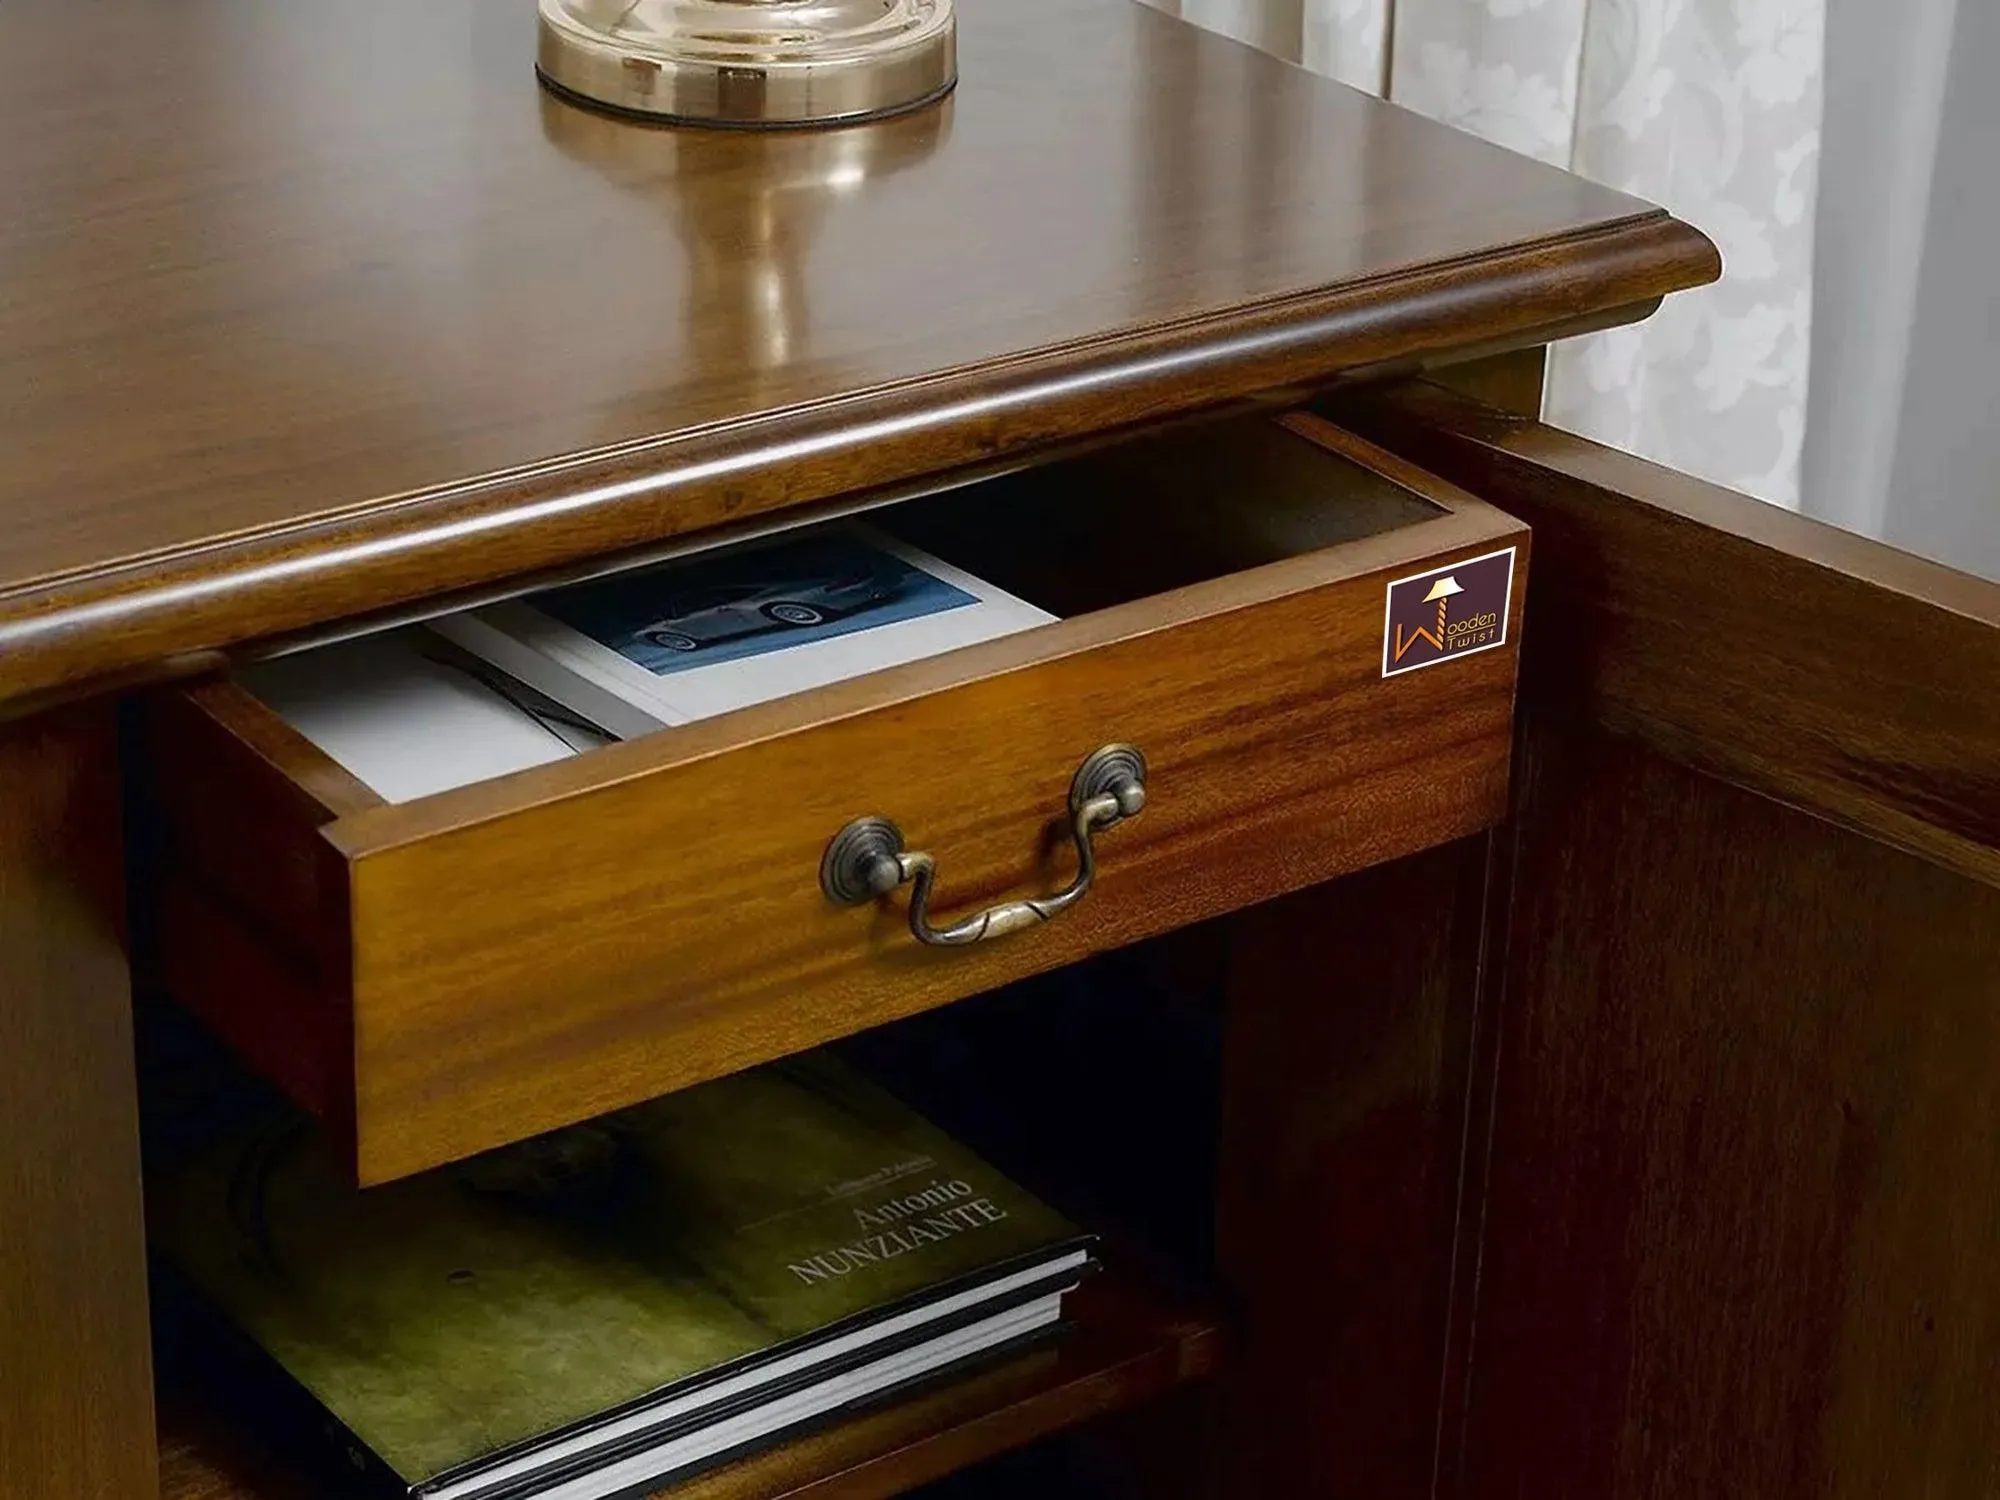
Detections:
[136, 922, 1233, 1500]
[835, 927, 1227, 1283]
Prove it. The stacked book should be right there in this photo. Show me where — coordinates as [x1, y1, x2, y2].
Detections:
[245, 523, 1053, 803]
[152, 1053, 1094, 1500]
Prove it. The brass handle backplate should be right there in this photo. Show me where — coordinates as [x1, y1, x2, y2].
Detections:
[820, 744, 1147, 947]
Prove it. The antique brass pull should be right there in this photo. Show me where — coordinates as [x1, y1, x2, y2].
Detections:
[820, 745, 1147, 947]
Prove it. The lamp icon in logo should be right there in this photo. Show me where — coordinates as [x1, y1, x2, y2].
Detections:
[1390, 574, 1463, 666]
[1381, 549, 1516, 678]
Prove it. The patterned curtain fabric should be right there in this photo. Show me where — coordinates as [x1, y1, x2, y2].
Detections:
[1148, 0, 1825, 509]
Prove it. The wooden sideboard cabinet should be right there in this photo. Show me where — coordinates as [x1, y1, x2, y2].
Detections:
[1, 2, 1995, 1499]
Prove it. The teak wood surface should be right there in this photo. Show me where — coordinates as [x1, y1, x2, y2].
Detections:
[0, 706, 157, 1500]
[0, 0, 1713, 707]
[1334, 381, 2000, 886]
[1333, 382, 2000, 1500]
[147, 418, 1530, 1183]
[1218, 838, 1493, 1500]
[0, 0, 1737, 1493]
[1463, 732, 2000, 1500]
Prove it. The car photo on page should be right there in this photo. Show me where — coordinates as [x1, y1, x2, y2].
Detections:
[535, 533, 982, 676]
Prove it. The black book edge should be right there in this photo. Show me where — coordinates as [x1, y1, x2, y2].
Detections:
[415, 1234, 1098, 1493]
[593, 1320, 1074, 1500]
[439, 1260, 1096, 1500]
[156, 1241, 1097, 1500]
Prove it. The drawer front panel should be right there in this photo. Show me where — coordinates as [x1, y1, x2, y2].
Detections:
[333, 530, 1526, 1181]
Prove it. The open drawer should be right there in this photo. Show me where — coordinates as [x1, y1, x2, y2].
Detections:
[143, 412, 1529, 1184]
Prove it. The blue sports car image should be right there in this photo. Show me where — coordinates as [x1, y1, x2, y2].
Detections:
[531, 531, 982, 676]
[633, 567, 902, 654]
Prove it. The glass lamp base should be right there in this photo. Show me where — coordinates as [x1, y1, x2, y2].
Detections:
[536, 0, 957, 128]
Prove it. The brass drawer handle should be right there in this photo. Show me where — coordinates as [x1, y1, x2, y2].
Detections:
[820, 744, 1147, 947]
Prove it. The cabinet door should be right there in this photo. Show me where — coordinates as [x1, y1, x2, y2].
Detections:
[1336, 381, 2000, 1500]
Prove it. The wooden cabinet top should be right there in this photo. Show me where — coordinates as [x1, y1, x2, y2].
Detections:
[0, 0, 1716, 707]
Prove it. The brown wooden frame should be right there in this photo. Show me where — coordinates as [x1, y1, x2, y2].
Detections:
[1338, 380, 2000, 1500]
[145, 415, 1529, 1183]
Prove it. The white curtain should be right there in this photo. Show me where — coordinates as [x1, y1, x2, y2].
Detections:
[1802, 0, 1999, 584]
[1148, 0, 1826, 510]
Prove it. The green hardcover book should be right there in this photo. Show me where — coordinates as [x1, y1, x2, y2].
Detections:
[152, 1052, 1092, 1500]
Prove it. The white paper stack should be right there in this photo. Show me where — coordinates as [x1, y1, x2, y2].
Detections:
[237, 632, 611, 805]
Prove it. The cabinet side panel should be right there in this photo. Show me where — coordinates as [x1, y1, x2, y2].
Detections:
[1218, 837, 1494, 1498]
[1331, 379, 2000, 889]
[0, 703, 157, 1500]
[1331, 373, 2000, 1500]
[1463, 724, 2000, 1499]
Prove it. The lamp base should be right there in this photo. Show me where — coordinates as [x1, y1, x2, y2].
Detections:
[536, 0, 957, 129]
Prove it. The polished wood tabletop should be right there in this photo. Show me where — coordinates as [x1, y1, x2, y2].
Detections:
[0, 0, 1715, 705]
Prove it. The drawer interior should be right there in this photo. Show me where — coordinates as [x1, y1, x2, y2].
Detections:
[890, 414, 1447, 617]
[232, 413, 1450, 809]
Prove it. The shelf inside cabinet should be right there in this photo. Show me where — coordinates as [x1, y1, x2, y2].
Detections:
[157, 1267, 1221, 1500]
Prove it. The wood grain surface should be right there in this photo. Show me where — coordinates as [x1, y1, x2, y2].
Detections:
[1457, 725, 2000, 1500]
[1343, 380, 2000, 1499]
[158, 1268, 1221, 1500]
[1217, 837, 1493, 1500]
[145, 681, 374, 966]
[0, 0, 1713, 706]
[153, 448, 1526, 1179]
[1333, 380, 2000, 888]
[0, 705, 157, 1500]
